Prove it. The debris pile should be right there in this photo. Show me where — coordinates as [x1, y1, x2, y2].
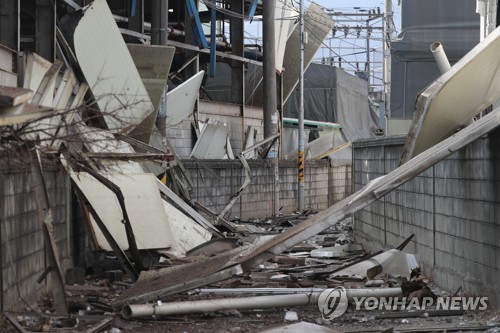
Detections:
[5, 213, 498, 332]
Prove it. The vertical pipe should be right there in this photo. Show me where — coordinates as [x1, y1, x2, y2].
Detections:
[263, 0, 277, 138]
[128, 0, 144, 42]
[298, 0, 305, 211]
[477, 0, 486, 41]
[151, 0, 160, 45]
[383, 0, 392, 124]
[151, 0, 168, 46]
[209, 0, 216, 77]
[366, 19, 370, 92]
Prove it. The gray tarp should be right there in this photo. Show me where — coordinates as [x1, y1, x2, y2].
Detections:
[390, 0, 480, 118]
[283, 63, 379, 166]
[284, 63, 379, 142]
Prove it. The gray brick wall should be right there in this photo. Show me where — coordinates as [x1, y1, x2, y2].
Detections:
[0, 159, 82, 311]
[182, 159, 352, 220]
[166, 101, 264, 158]
[353, 131, 500, 306]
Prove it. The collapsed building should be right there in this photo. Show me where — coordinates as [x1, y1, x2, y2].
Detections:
[0, 0, 499, 332]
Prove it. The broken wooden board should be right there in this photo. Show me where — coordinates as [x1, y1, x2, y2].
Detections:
[115, 107, 500, 309]
[73, 0, 155, 135]
[401, 26, 500, 162]
[0, 86, 33, 106]
[70, 171, 175, 251]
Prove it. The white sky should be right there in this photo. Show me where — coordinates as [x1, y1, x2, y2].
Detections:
[244, 0, 401, 41]
[243, 0, 401, 91]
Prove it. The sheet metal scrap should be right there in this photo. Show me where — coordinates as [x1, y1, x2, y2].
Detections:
[330, 249, 418, 280]
[258, 321, 343, 333]
[65, 0, 155, 135]
[310, 244, 364, 258]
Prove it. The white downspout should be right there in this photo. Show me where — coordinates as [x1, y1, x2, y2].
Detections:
[477, 0, 487, 41]
[430, 42, 451, 74]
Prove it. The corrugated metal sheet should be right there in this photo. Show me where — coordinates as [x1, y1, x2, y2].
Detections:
[402, 26, 500, 162]
[73, 0, 154, 134]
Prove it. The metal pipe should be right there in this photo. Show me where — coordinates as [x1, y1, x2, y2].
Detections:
[151, 0, 168, 45]
[196, 288, 326, 295]
[477, 0, 486, 41]
[263, 0, 277, 139]
[430, 42, 451, 74]
[209, 0, 216, 76]
[263, 0, 280, 215]
[298, 0, 305, 211]
[383, 0, 392, 125]
[195, 288, 402, 298]
[122, 294, 315, 319]
[123, 288, 403, 318]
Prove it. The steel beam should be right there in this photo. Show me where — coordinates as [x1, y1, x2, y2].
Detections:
[230, 0, 244, 104]
[35, 0, 55, 61]
[0, 0, 19, 51]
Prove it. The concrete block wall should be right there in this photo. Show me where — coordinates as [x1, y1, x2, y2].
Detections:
[166, 101, 264, 158]
[182, 159, 352, 220]
[353, 132, 500, 306]
[165, 118, 195, 158]
[0, 160, 81, 311]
